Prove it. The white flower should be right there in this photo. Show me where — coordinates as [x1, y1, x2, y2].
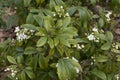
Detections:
[115, 45, 119, 49]
[95, 39, 99, 42]
[4, 68, 10, 71]
[81, 45, 85, 48]
[105, 11, 112, 21]
[87, 34, 95, 41]
[11, 72, 15, 77]
[60, 6, 63, 9]
[14, 26, 20, 32]
[72, 57, 78, 62]
[56, 63, 58, 67]
[77, 44, 82, 49]
[92, 27, 98, 32]
[75, 67, 79, 73]
[53, 13, 56, 16]
[65, 13, 69, 17]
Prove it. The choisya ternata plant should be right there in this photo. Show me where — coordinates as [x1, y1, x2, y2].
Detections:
[1, 0, 120, 80]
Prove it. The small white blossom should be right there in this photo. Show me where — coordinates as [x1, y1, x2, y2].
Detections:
[11, 72, 15, 77]
[95, 39, 99, 42]
[56, 63, 58, 67]
[53, 13, 56, 16]
[16, 77, 18, 80]
[75, 67, 79, 73]
[14, 26, 20, 32]
[90, 62, 93, 65]
[77, 44, 82, 49]
[81, 45, 85, 48]
[4, 68, 10, 71]
[72, 57, 78, 62]
[65, 13, 69, 17]
[105, 11, 112, 21]
[92, 27, 98, 32]
[87, 34, 95, 41]
[60, 6, 63, 9]
[115, 74, 119, 80]
[115, 45, 119, 49]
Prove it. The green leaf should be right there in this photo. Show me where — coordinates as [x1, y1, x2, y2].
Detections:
[21, 71, 26, 80]
[24, 47, 37, 55]
[54, 38, 59, 46]
[106, 31, 113, 42]
[26, 13, 34, 24]
[117, 55, 120, 61]
[95, 55, 108, 62]
[57, 58, 82, 80]
[39, 55, 49, 69]
[37, 37, 47, 47]
[7, 56, 17, 64]
[48, 38, 54, 49]
[50, 0, 56, 9]
[22, 24, 37, 31]
[17, 55, 24, 64]
[36, 0, 44, 4]
[67, 6, 77, 16]
[33, 15, 44, 27]
[62, 17, 71, 27]
[91, 69, 107, 80]
[60, 39, 70, 47]
[44, 16, 53, 31]
[98, 18, 104, 28]
[35, 27, 47, 36]
[25, 69, 35, 79]
[97, 34, 106, 40]
[49, 49, 54, 56]
[101, 42, 111, 50]
[90, 0, 97, 5]
[24, 0, 31, 7]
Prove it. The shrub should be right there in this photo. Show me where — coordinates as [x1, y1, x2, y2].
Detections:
[0, 0, 120, 80]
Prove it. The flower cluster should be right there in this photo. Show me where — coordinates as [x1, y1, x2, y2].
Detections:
[4, 67, 18, 79]
[53, 6, 69, 18]
[73, 44, 85, 50]
[105, 11, 112, 22]
[14, 26, 35, 42]
[86, 27, 99, 42]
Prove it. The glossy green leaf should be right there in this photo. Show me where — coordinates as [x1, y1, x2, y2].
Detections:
[106, 31, 113, 42]
[48, 38, 54, 49]
[39, 55, 49, 69]
[95, 55, 108, 62]
[98, 18, 104, 28]
[117, 55, 120, 61]
[22, 24, 37, 30]
[37, 37, 47, 47]
[26, 13, 34, 24]
[7, 56, 17, 64]
[33, 15, 44, 27]
[91, 69, 107, 80]
[62, 17, 71, 27]
[21, 71, 26, 80]
[50, 0, 56, 9]
[24, 47, 37, 55]
[57, 58, 82, 80]
[101, 42, 111, 50]
[25, 69, 35, 79]
[24, 0, 31, 7]
[36, 0, 44, 4]
[54, 38, 59, 46]
[60, 39, 70, 47]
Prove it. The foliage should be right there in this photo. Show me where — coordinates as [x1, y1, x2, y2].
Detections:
[0, 0, 120, 80]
